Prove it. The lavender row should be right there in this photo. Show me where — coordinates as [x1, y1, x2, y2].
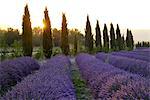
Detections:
[0, 57, 40, 96]
[96, 53, 150, 79]
[134, 47, 150, 51]
[119, 50, 150, 58]
[76, 53, 150, 99]
[131, 51, 150, 57]
[1, 55, 76, 100]
[116, 50, 150, 57]
[111, 51, 150, 62]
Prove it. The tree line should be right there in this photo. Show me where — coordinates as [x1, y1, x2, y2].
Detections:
[19, 4, 135, 58]
[85, 15, 134, 53]
[136, 41, 150, 48]
[23, 5, 71, 58]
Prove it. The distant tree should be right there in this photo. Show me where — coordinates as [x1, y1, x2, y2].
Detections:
[95, 20, 102, 51]
[43, 7, 53, 58]
[33, 27, 43, 47]
[135, 41, 141, 48]
[69, 29, 85, 52]
[126, 29, 134, 50]
[61, 13, 69, 55]
[53, 28, 61, 47]
[22, 4, 33, 56]
[74, 34, 77, 55]
[116, 24, 122, 50]
[85, 15, 93, 53]
[110, 23, 116, 51]
[103, 24, 109, 52]
[5, 28, 20, 46]
[11, 40, 22, 57]
[141, 41, 150, 47]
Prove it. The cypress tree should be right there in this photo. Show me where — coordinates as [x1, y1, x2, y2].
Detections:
[110, 23, 116, 51]
[74, 34, 77, 55]
[61, 13, 69, 55]
[22, 4, 33, 56]
[121, 35, 125, 50]
[103, 24, 109, 52]
[126, 29, 134, 50]
[130, 30, 134, 50]
[85, 15, 93, 53]
[43, 7, 53, 58]
[126, 29, 130, 50]
[116, 24, 122, 50]
[95, 20, 102, 51]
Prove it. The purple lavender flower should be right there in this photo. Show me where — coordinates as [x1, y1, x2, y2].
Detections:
[96, 53, 150, 79]
[76, 53, 150, 99]
[111, 51, 150, 62]
[0, 57, 40, 96]
[1, 55, 76, 100]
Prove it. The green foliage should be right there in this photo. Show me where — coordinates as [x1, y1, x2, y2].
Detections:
[34, 47, 44, 60]
[52, 47, 62, 56]
[22, 4, 33, 56]
[103, 24, 109, 52]
[11, 40, 22, 58]
[95, 20, 102, 51]
[85, 15, 93, 53]
[61, 14, 69, 55]
[0, 37, 8, 61]
[43, 7, 53, 58]
[71, 63, 93, 100]
[74, 34, 78, 55]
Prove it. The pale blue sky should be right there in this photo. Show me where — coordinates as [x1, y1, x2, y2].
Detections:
[0, 0, 150, 42]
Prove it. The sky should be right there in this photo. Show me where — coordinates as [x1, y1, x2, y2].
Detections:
[0, 0, 150, 42]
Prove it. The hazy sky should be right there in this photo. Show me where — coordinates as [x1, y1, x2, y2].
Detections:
[0, 0, 150, 42]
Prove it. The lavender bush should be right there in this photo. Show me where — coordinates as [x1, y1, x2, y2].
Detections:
[132, 50, 150, 56]
[96, 53, 150, 78]
[0, 57, 40, 96]
[111, 51, 150, 62]
[76, 53, 150, 99]
[1, 55, 76, 100]
[134, 47, 150, 51]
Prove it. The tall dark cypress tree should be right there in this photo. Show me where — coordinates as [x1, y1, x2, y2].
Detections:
[126, 29, 134, 50]
[121, 35, 125, 50]
[130, 30, 134, 50]
[95, 20, 102, 51]
[126, 29, 130, 48]
[116, 24, 122, 50]
[85, 15, 93, 53]
[110, 23, 116, 50]
[43, 7, 52, 58]
[61, 13, 69, 55]
[22, 4, 32, 56]
[103, 24, 109, 52]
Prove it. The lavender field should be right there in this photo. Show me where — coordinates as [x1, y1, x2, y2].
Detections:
[1, 0, 150, 99]
[0, 48, 150, 100]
